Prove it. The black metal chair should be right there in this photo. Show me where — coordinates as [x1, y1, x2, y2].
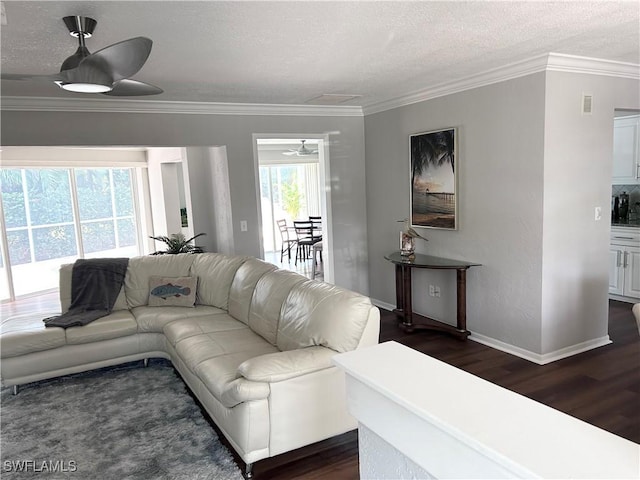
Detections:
[293, 221, 321, 265]
[309, 216, 322, 240]
[277, 219, 297, 262]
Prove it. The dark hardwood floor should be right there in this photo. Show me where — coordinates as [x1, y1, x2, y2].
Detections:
[3, 296, 638, 479]
[250, 300, 640, 479]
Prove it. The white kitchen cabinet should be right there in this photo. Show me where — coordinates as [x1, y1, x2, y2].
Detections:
[612, 115, 639, 185]
[609, 247, 624, 295]
[623, 246, 640, 298]
[609, 227, 640, 301]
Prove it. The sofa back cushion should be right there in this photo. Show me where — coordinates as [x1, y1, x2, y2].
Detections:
[248, 270, 308, 345]
[60, 263, 128, 313]
[190, 253, 247, 310]
[277, 281, 373, 353]
[125, 254, 196, 308]
[148, 275, 197, 307]
[228, 258, 277, 325]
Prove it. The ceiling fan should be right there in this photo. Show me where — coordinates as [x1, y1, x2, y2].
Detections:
[283, 140, 319, 156]
[1, 15, 162, 96]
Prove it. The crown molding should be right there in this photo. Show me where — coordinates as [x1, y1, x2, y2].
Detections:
[362, 53, 640, 115]
[2, 53, 637, 116]
[0, 96, 364, 117]
[545, 53, 640, 77]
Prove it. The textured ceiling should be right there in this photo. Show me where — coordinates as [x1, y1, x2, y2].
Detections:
[1, 1, 639, 107]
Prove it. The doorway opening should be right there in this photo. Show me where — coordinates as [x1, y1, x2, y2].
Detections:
[253, 135, 332, 282]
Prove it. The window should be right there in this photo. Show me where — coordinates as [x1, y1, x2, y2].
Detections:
[0, 167, 142, 299]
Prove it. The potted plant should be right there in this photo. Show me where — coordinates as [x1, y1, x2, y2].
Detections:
[149, 232, 206, 255]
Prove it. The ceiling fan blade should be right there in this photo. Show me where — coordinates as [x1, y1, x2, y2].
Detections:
[102, 79, 163, 96]
[1, 73, 62, 81]
[81, 37, 153, 82]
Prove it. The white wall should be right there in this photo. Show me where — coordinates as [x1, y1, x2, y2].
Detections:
[0, 110, 370, 294]
[183, 146, 235, 255]
[541, 73, 640, 355]
[365, 73, 547, 355]
[365, 71, 640, 360]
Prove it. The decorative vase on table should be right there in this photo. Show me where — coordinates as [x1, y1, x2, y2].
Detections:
[397, 218, 427, 261]
[400, 231, 415, 258]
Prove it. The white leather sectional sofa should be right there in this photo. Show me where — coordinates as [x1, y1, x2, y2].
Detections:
[0, 253, 380, 477]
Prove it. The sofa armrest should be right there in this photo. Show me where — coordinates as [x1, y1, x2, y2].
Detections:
[238, 346, 336, 383]
[219, 378, 270, 408]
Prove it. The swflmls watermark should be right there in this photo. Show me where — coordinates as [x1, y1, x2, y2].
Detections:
[3, 459, 77, 473]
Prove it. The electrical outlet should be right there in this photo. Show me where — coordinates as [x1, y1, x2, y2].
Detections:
[594, 206, 602, 221]
[434, 286, 441, 298]
[429, 285, 435, 297]
[240, 220, 248, 232]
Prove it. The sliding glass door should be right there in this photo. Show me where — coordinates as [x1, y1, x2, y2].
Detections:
[259, 163, 320, 254]
[0, 167, 142, 299]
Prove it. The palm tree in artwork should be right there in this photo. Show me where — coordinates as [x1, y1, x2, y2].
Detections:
[410, 129, 455, 189]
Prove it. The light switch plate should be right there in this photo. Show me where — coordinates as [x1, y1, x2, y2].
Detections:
[594, 207, 602, 221]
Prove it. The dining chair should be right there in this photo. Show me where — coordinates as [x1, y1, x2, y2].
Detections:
[277, 219, 297, 262]
[309, 216, 322, 238]
[293, 221, 320, 265]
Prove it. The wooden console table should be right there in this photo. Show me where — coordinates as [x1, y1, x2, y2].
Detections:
[384, 252, 480, 340]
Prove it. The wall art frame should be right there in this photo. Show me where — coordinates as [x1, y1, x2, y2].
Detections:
[409, 127, 458, 230]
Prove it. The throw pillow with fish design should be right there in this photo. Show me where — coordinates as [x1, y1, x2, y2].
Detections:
[148, 276, 197, 307]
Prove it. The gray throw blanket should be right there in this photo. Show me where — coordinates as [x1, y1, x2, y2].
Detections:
[44, 258, 129, 329]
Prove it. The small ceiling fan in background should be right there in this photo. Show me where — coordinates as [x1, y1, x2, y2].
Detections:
[1, 15, 162, 96]
[283, 140, 319, 156]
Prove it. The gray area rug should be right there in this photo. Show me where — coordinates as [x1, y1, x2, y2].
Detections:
[1, 360, 243, 480]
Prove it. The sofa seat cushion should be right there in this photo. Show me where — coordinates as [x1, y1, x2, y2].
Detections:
[175, 328, 277, 375]
[132, 305, 225, 333]
[163, 313, 247, 346]
[1, 312, 65, 358]
[65, 310, 137, 345]
[195, 352, 272, 408]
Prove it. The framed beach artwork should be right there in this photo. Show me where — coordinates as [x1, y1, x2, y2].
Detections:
[409, 127, 458, 230]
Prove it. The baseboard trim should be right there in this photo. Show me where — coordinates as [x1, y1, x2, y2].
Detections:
[371, 298, 396, 312]
[609, 294, 640, 304]
[469, 332, 612, 365]
[371, 298, 613, 365]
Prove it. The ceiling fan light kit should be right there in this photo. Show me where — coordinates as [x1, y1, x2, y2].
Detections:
[56, 81, 112, 93]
